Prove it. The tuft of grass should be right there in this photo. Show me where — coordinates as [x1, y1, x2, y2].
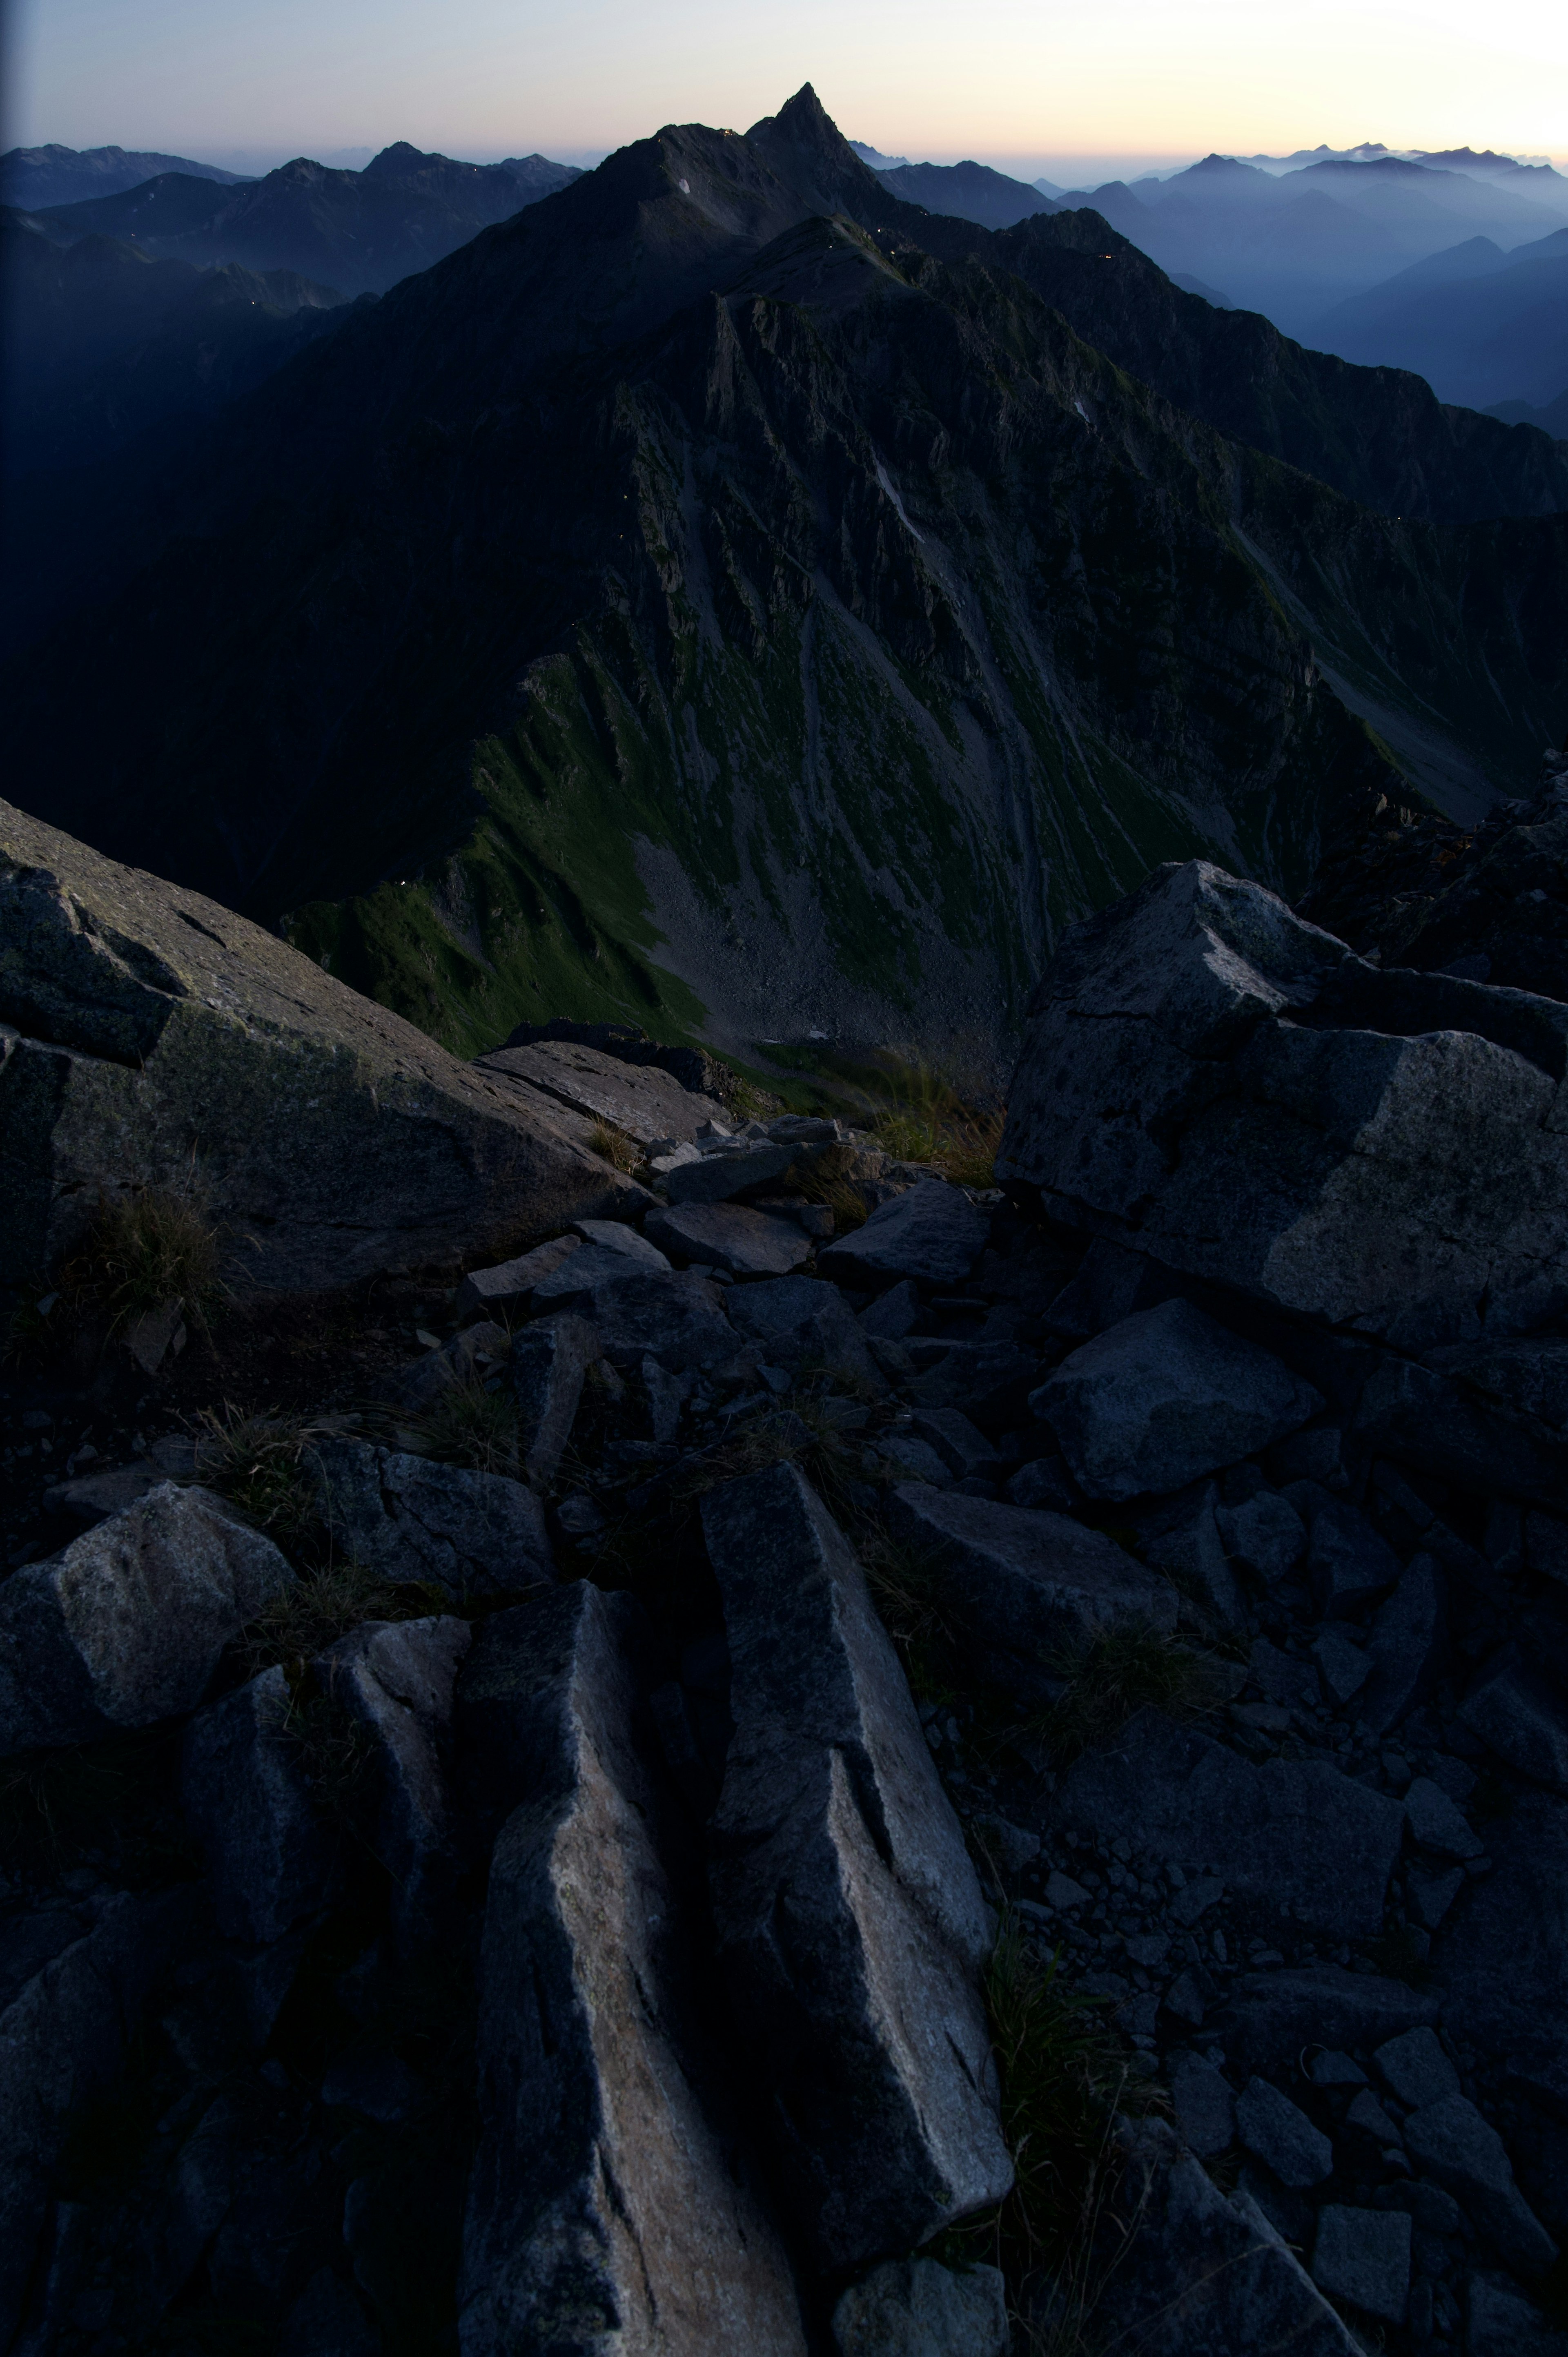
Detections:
[189, 1402, 327, 1546]
[1031, 1626, 1220, 1765]
[280, 1688, 383, 1834]
[59, 1180, 225, 1333]
[587, 1120, 641, 1173]
[399, 1376, 521, 1476]
[791, 1164, 871, 1230]
[237, 1559, 414, 1680]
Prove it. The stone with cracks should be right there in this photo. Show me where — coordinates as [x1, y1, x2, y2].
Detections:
[471, 1035, 725, 1146]
[314, 1617, 471, 1939]
[0, 799, 646, 1295]
[818, 1179, 990, 1291]
[312, 1440, 554, 1597]
[1403, 2095, 1558, 2277]
[456, 1582, 807, 2357]
[1236, 2077, 1334, 2187]
[1055, 1710, 1405, 1941]
[646, 1200, 813, 1276]
[831, 2257, 1010, 2356]
[0, 1483, 292, 1756]
[724, 1273, 885, 1392]
[702, 1463, 1011, 2268]
[1312, 2207, 1411, 2324]
[997, 858, 1568, 1355]
[885, 1487, 1177, 1703]
[508, 1314, 597, 1490]
[1031, 1300, 1323, 1503]
[182, 1667, 339, 1945]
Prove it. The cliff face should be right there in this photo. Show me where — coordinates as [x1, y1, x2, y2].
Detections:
[4, 91, 1566, 1061]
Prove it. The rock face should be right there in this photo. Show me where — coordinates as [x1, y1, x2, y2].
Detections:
[182, 1667, 339, 1944]
[0, 1483, 292, 1755]
[0, 798, 644, 1295]
[997, 859, 1568, 1354]
[313, 1616, 472, 1938]
[472, 1034, 727, 1145]
[457, 1582, 808, 2355]
[701, 1463, 1012, 2267]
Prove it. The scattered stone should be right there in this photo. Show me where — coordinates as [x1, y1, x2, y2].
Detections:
[1313, 1625, 1370, 1705]
[0, 1483, 292, 1755]
[42, 1458, 160, 1526]
[1405, 1775, 1483, 1860]
[1466, 2274, 1568, 2357]
[663, 1142, 803, 1204]
[1169, 2057, 1236, 2157]
[1236, 2077, 1334, 2187]
[726, 1273, 885, 1391]
[1354, 1553, 1445, 1734]
[1354, 1342, 1568, 1515]
[1312, 2205, 1411, 2324]
[1408, 1862, 1466, 1929]
[1169, 1875, 1225, 1927]
[453, 1235, 582, 1323]
[1247, 1638, 1319, 1710]
[1309, 2051, 1367, 2087]
[1460, 1652, 1568, 1793]
[1219, 1487, 1307, 1584]
[702, 1464, 1011, 2266]
[831, 2257, 1009, 2357]
[645, 1200, 812, 1276]
[1209, 1968, 1438, 2082]
[911, 1409, 1002, 1481]
[556, 1266, 736, 1371]
[457, 1583, 807, 2356]
[1031, 1300, 1323, 1503]
[1374, 2027, 1460, 2110]
[568, 1216, 666, 1264]
[818, 1179, 990, 1291]
[1145, 1489, 1247, 1630]
[314, 1617, 471, 1939]
[886, 1488, 1177, 1703]
[880, 1434, 953, 1487]
[859, 1279, 920, 1339]
[1162, 1969, 1212, 2028]
[1404, 2094, 1558, 2277]
[508, 1314, 597, 1489]
[1343, 2086, 1403, 2147]
[1046, 1870, 1091, 1909]
[1304, 1496, 1402, 1619]
[1042, 1236, 1185, 1341]
[1056, 1710, 1405, 1940]
[182, 1667, 338, 1945]
[531, 1238, 673, 1300]
[313, 1439, 554, 1597]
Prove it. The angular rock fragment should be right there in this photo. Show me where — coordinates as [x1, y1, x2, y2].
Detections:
[1056, 1712, 1404, 1940]
[725, 1272, 885, 1392]
[1404, 2094, 1558, 2277]
[1404, 1775, 1483, 1860]
[1374, 2026, 1460, 2110]
[1144, 1488, 1247, 1630]
[1460, 1652, 1568, 1793]
[453, 1233, 582, 1323]
[508, 1313, 596, 1489]
[702, 1464, 1011, 2267]
[183, 1666, 339, 1944]
[1031, 1300, 1322, 1503]
[859, 1278, 920, 1339]
[474, 1033, 728, 1143]
[457, 1582, 807, 2356]
[1312, 2206, 1410, 2324]
[1313, 1625, 1370, 1705]
[831, 2256, 1009, 2356]
[1354, 1344, 1568, 1512]
[645, 1198, 813, 1275]
[552, 1265, 736, 1370]
[1466, 2274, 1568, 2357]
[663, 1142, 803, 1203]
[314, 1616, 471, 1937]
[1303, 1494, 1402, 1619]
[1169, 2056, 1236, 2157]
[1434, 1794, 1568, 2080]
[1211, 1967, 1439, 2082]
[1357, 1554, 1444, 1733]
[0, 1483, 292, 1755]
[886, 1487, 1176, 1702]
[313, 1439, 554, 1596]
[1235, 2078, 1334, 2187]
[818, 1179, 989, 1290]
[1219, 1486, 1306, 1584]
[531, 1237, 672, 1299]
[909, 1409, 1002, 1481]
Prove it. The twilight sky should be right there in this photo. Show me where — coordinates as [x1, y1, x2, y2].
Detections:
[8, 0, 1566, 179]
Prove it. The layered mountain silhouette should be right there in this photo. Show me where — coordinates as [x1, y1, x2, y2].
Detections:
[1312, 226, 1568, 410]
[869, 158, 1056, 230]
[0, 142, 248, 210]
[4, 88, 1566, 1062]
[24, 140, 582, 295]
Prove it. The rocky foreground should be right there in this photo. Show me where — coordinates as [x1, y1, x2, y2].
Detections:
[4, 791, 1568, 2354]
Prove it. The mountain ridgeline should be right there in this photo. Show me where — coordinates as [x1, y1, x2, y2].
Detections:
[4, 87, 1567, 1065]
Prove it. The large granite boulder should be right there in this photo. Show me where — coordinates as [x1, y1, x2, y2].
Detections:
[311, 1438, 555, 1597]
[0, 799, 646, 1296]
[701, 1464, 1012, 2268]
[997, 859, 1568, 1354]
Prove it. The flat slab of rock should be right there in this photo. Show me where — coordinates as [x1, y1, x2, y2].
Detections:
[1032, 1299, 1323, 1502]
[182, 1666, 339, 1944]
[509, 1315, 596, 1490]
[453, 1235, 582, 1323]
[0, 1483, 292, 1755]
[312, 1439, 553, 1598]
[472, 1036, 726, 1145]
[702, 1463, 1011, 2267]
[646, 1200, 812, 1276]
[1055, 1708, 1405, 1940]
[1210, 1967, 1438, 2081]
[998, 857, 1568, 1354]
[818, 1179, 989, 1290]
[885, 1487, 1177, 1701]
[457, 1582, 807, 2356]
[663, 1141, 804, 1203]
[0, 798, 647, 1296]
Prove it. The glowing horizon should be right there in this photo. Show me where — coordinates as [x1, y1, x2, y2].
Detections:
[8, 0, 1566, 177]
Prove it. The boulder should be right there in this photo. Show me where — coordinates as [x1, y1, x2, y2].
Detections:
[508, 1314, 596, 1489]
[1234, 2077, 1333, 2187]
[1374, 2027, 1460, 2110]
[1055, 1710, 1405, 1941]
[885, 1487, 1177, 1701]
[1356, 1556, 1444, 1734]
[818, 1179, 990, 1290]
[470, 1035, 725, 1145]
[1031, 1300, 1322, 1503]
[313, 1616, 471, 1938]
[182, 1666, 339, 1944]
[545, 1265, 736, 1371]
[1169, 2056, 1237, 2158]
[1403, 2094, 1557, 2277]
[997, 858, 1568, 1354]
[723, 1273, 884, 1391]
[645, 1200, 813, 1276]
[456, 1583, 807, 2356]
[1460, 1652, 1568, 1793]
[0, 799, 646, 1295]
[831, 2258, 1010, 2357]
[1434, 1795, 1568, 2093]
[452, 1234, 582, 1323]
[1311, 2206, 1410, 2324]
[312, 1439, 554, 1597]
[701, 1463, 1011, 2267]
[1302, 1494, 1402, 1619]
[0, 1483, 292, 1756]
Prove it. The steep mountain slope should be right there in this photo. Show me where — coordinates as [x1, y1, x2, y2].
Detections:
[1312, 229, 1568, 408]
[0, 142, 247, 209]
[4, 90, 1565, 1066]
[1, 216, 346, 477]
[30, 143, 580, 294]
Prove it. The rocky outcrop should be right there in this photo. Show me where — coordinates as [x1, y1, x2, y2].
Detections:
[311, 1438, 555, 1596]
[0, 799, 645, 1296]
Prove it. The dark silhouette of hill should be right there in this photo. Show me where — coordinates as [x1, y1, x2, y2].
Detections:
[0, 142, 248, 210]
[873, 159, 1057, 230]
[1312, 227, 1568, 408]
[1488, 388, 1568, 439]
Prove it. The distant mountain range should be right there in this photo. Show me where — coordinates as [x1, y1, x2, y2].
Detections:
[0, 141, 249, 209]
[4, 87, 1564, 1064]
[1489, 387, 1568, 437]
[1311, 225, 1568, 408]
